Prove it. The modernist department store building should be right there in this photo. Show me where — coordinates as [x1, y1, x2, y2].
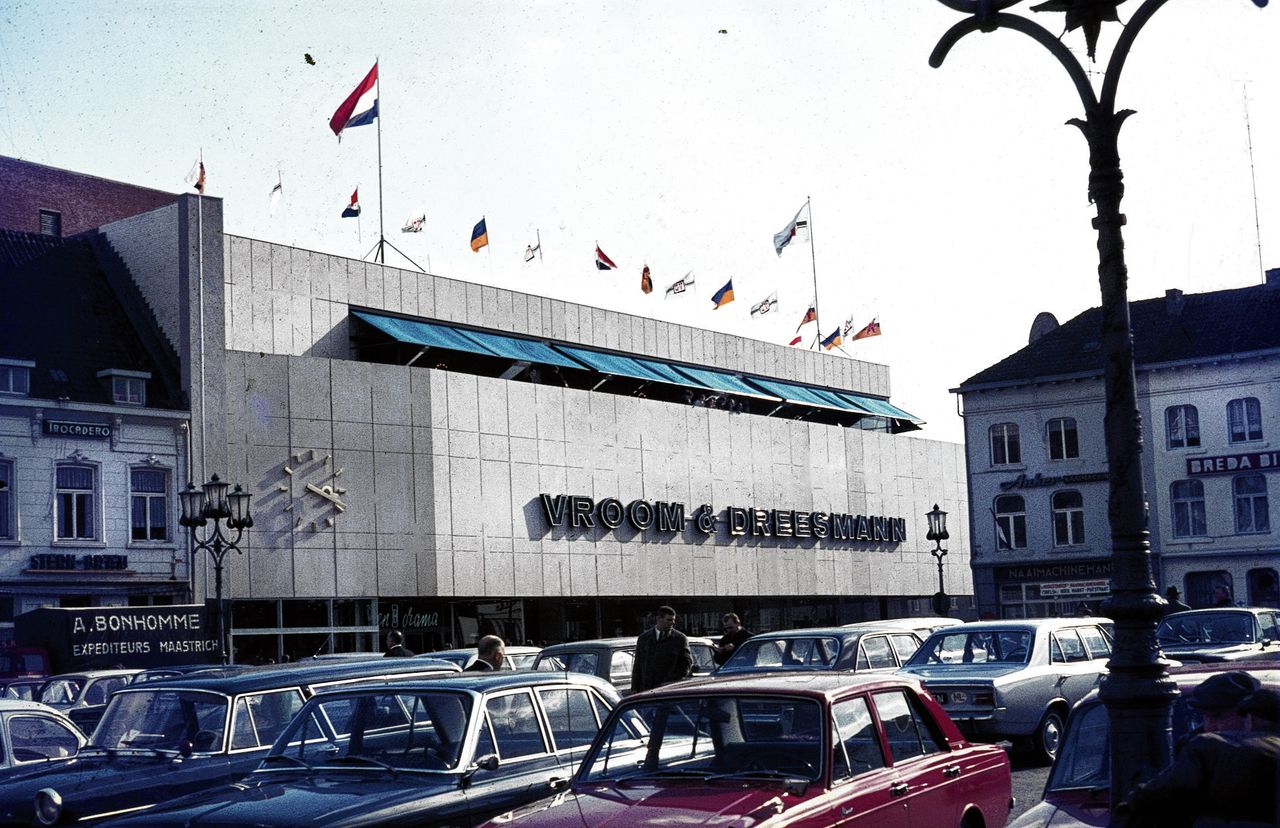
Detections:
[4, 159, 973, 661]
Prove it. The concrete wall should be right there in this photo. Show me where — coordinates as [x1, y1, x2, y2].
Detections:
[100, 203, 181, 353]
[223, 352, 969, 602]
[221, 236, 892, 398]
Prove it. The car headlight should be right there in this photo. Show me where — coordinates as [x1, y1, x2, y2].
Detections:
[35, 788, 63, 826]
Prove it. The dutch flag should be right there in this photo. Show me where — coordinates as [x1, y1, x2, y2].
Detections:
[329, 62, 379, 139]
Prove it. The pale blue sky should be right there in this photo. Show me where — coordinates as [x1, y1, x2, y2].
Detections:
[2, 1, 1276, 443]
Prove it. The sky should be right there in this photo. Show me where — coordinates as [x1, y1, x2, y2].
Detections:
[2, 1, 1277, 445]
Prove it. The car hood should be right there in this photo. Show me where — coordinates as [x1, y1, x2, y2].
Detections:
[1008, 791, 1109, 828]
[104, 774, 453, 827]
[1159, 643, 1261, 661]
[493, 783, 816, 827]
[899, 664, 1026, 681]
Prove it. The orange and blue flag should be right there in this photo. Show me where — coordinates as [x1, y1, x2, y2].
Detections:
[470, 218, 489, 252]
[711, 279, 734, 309]
[821, 327, 842, 350]
[852, 318, 881, 340]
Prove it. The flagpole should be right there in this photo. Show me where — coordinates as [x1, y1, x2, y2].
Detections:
[537, 228, 542, 261]
[195, 148, 207, 482]
[806, 195, 822, 350]
[374, 56, 386, 263]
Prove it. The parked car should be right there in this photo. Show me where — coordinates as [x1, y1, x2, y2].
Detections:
[0, 700, 85, 776]
[0, 679, 44, 702]
[844, 616, 964, 640]
[899, 618, 1115, 764]
[1009, 661, 1280, 828]
[0, 657, 460, 826]
[100, 672, 622, 827]
[532, 636, 716, 694]
[0, 648, 50, 682]
[485, 671, 1014, 828]
[127, 664, 229, 685]
[1156, 607, 1280, 663]
[717, 625, 924, 675]
[419, 645, 543, 671]
[36, 669, 140, 736]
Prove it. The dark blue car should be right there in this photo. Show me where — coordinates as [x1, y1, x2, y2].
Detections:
[99, 672, 622, 827]
[0, 658, 459, 826]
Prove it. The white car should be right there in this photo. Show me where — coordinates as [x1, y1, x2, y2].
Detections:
[0, 699, 85, 775]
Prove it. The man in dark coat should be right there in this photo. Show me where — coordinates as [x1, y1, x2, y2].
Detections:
[631, 605, 693, 693]
[1119, 680, 1279, 828]
[1164, 586, 1192, 614]
[465, 635, 505, 672]
[384, 629, 414, 657]
[712, 613, 754, 667]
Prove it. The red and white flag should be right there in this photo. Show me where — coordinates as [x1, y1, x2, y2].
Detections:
[595, 245, 617, 271]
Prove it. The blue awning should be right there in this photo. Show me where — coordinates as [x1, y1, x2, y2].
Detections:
[743, 377, 847, 412]
[553, 345, 671, 383]
[671, 366, 780, 401]
[454, 328, 581, 370]
[843, 394, 923, 424]
[352, 310, 492, 354]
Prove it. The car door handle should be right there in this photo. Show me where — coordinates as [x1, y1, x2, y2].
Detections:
[548, 776, 568, 790]
[841, 806, 856, 816]
[943, 764, 961, 779]
[890, 783, 909, 797]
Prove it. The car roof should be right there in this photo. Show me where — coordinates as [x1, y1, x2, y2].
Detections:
[1074, 661, 1280, 709]
[309, 670, 616, 695]
[0, 699, 72, 715]
[1162, 607, 1272, 618]
[923, 618, 1111, 635]
[42, 668, 140, 681]
[119, 657, 461, 694]
[843, 617, 962, 631]
[422, 646, 542, 660]
[629, 671, 928, 700]
[748, 625, 909, 640]
[537, 636, 713, 654]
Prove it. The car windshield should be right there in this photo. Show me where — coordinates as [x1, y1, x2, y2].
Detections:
[583, 695, 822, 783]
[1157, 613, 1255, 646]
[94, 690, 229, 752]
[1049, 696, 1201, 791]
[907, 630, 1032, 665]
[268, 689, 473, 772]
[718, 637, 841, 672]
[38, 678, 85, 706]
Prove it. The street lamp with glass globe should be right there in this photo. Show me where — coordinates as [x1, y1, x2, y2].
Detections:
[179, 474, 253, 664]
[926, 504, 950, 616]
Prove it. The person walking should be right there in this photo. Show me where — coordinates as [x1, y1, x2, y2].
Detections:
[1117, 678, 1278, 828]
[1164, 586, 1192, 614]
[465, 635, 505, 672]
[631, 605, 692, 693]
[712, 613, 753, 667]
[383, 629, 414, 657]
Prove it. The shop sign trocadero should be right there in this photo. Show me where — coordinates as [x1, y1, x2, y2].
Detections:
[537, 494, 906, 545]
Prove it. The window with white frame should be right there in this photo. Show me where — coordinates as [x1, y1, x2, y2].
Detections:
[130, 467, 169, 542]
[0, 459, 13, 541]
[1051, 490, 1085, 547]
[990, 423, 1021, 466]
[54, 464, 98, 541]
[1165, 405, 1200, 449]
[0, 360, 33, 396]
[1171, 479, 1207, 538]
[1227, 397, 1262, 443]
[1047, 417, 1079, 461]
[97, 369, 149, 406]
[993, 495, 1027, 550]
[1233, 474, 1270, 534]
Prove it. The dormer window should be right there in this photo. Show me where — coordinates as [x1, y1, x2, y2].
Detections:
[0, 359, 34, 396]
[97, 369, 150, 406]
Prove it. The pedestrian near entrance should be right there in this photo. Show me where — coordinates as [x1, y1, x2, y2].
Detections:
[465, 635, 505, 672]
[1117, 685, 1280, 828]
[383, 629, 414, 657]
[1164, 586, 1192, 614]
[631, 605, 692, 693]
[712, 613, 754, 667]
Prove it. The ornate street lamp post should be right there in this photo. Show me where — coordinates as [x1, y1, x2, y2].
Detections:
[926, 0, 1268, 812]
[926, 504, 950, 616]
[179, 474, 253, 664]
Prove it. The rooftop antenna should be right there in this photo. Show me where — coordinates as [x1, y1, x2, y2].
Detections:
[1243, 83, 1266, 283]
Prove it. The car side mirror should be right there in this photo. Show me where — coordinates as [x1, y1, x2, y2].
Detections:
[178, 740, 194, 759]
[461, 753, 500, 787]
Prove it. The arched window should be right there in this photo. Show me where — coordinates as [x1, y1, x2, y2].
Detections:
[1233, 474, 1270, 534]
[1227, 397, 1262, 443]
[1165, 405, 1200, 449]
[1171, 480, 1206, 538]
[989, 423, 1021, 466]
[993, 495, 1027, 550]
[1051, 490, 1084, 547]
[1046, 417, 1079, 460]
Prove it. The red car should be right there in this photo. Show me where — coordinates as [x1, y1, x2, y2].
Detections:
[484, 672, 1013, 828]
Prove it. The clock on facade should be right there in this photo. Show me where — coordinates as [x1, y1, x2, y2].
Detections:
[278, 449, 348, 531]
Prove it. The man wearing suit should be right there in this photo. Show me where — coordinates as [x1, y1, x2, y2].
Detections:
[465, 635, 505, 672]
[631, 606, 693, 693]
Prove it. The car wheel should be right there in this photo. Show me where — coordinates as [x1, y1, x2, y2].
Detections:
[1033, 709, 1065, 765]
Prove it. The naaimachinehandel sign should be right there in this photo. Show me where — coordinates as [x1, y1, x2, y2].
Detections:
[538, 494, 906, 545]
